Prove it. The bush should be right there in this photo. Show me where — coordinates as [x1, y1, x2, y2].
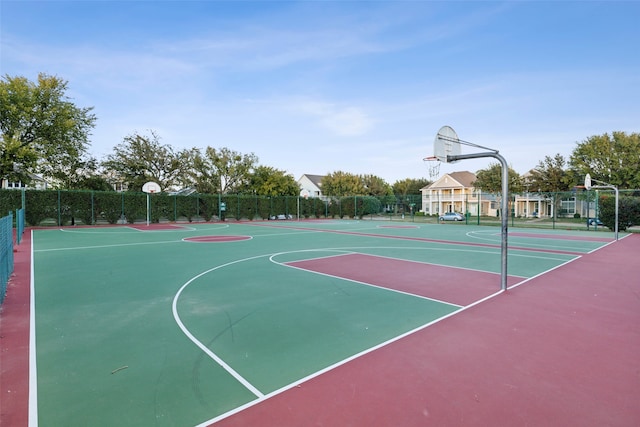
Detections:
[599, 195, 640, 231]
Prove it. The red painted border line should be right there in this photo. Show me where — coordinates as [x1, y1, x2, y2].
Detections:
[0, 230, 31, 427]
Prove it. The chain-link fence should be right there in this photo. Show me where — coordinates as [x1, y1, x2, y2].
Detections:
[0, 212, 14, 305]
[0, 188, 637, 231]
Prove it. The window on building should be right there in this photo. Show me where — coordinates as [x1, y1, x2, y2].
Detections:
[560, 198, 576, 216]
[7, 181, 26, 189]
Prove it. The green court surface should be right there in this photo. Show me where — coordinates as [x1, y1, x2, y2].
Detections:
[31, 221, 616, 426]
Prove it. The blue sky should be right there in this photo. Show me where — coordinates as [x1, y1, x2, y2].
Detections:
[2, 1, 639, 185]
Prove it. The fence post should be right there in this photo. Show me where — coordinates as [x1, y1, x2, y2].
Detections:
[0, 213, 15, 306]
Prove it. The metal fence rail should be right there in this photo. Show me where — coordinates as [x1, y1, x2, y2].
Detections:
[0, 213, 14, 306]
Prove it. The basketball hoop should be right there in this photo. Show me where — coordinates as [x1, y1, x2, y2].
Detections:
[434, 126, 462, 163]
[141, 181, 161, 226]
[584, 174, 592, 190]
[423, 156, 440, 180]
[142, 181, 161, 194]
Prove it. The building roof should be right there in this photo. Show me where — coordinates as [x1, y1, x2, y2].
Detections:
[300, 174, 324, 188]
[448, 171, 476, 187]
[424, 171, 477, 190]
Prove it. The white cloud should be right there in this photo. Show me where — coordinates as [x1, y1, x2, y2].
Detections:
[295, 101, 373, 136]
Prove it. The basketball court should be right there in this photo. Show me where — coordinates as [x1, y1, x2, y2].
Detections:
[1, 128, 638, 426]
[1, 219, 638, 426]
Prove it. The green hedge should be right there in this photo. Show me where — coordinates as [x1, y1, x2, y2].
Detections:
[0, 189, 425, 226]
[0, 189, 340, 226]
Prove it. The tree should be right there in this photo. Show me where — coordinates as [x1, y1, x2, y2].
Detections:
[0, 133, 38, 183]
[473, 163, 522, 194]
[474, 163, 522, 218]
[526, 154, 574, 193]
[74, 174, 114, 192]
[243, 165, 300, 196]
[321, 171, 365, 197]
[53, 155, 109, 190]
[0, 73, 96, 184]
[569, 131, 640, 189]
[361, 174, 392, 197]
[392, 178, 431, 196]
[190, 146, 258, 194]
[102, 130, 190, 192]
[526, 154, 580, 219]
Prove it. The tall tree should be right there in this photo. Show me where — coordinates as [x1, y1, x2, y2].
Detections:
[321, 171, 365, 196]
[190, 146, 258, 194]
[569, 131, 640, 189]
[52, 155, 105, 190]
[361, 174, 392, 197]
[0, 133, 38, 183]
[473, 163, 522, 194]
[102, 130, 189, 192]
[526, 154, 574, 193]
[243, 165, 300, 196]
[392, 178, 431, 196]
[0, 73, 96, 184]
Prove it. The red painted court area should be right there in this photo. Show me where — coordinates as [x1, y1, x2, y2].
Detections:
[215, 235, 640, 427]
[287, 253, 521, 306]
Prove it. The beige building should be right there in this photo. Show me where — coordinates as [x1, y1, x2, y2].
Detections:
[421, 171, 489, 216]
[422, 171, 590, 219]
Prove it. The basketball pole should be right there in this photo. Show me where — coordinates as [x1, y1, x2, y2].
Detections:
[448, 151, 510, 292]
[586, 176, 619, 241]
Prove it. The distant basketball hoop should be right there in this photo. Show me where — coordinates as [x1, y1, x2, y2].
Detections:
[142, 181, 161, 194]
[142, 182, 161, 226]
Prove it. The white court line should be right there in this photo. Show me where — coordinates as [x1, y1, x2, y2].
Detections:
[29, 230, 38, 427]
[34, 240, 183, 252]
[172, 255, 271, 399]
[56, 224, 230, 234]
[466, 229, 617, 252]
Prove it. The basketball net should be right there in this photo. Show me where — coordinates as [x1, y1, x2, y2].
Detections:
[423, 156, 440, 180]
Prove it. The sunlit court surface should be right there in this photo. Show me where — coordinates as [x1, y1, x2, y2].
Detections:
[8, 220, 639, 426]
